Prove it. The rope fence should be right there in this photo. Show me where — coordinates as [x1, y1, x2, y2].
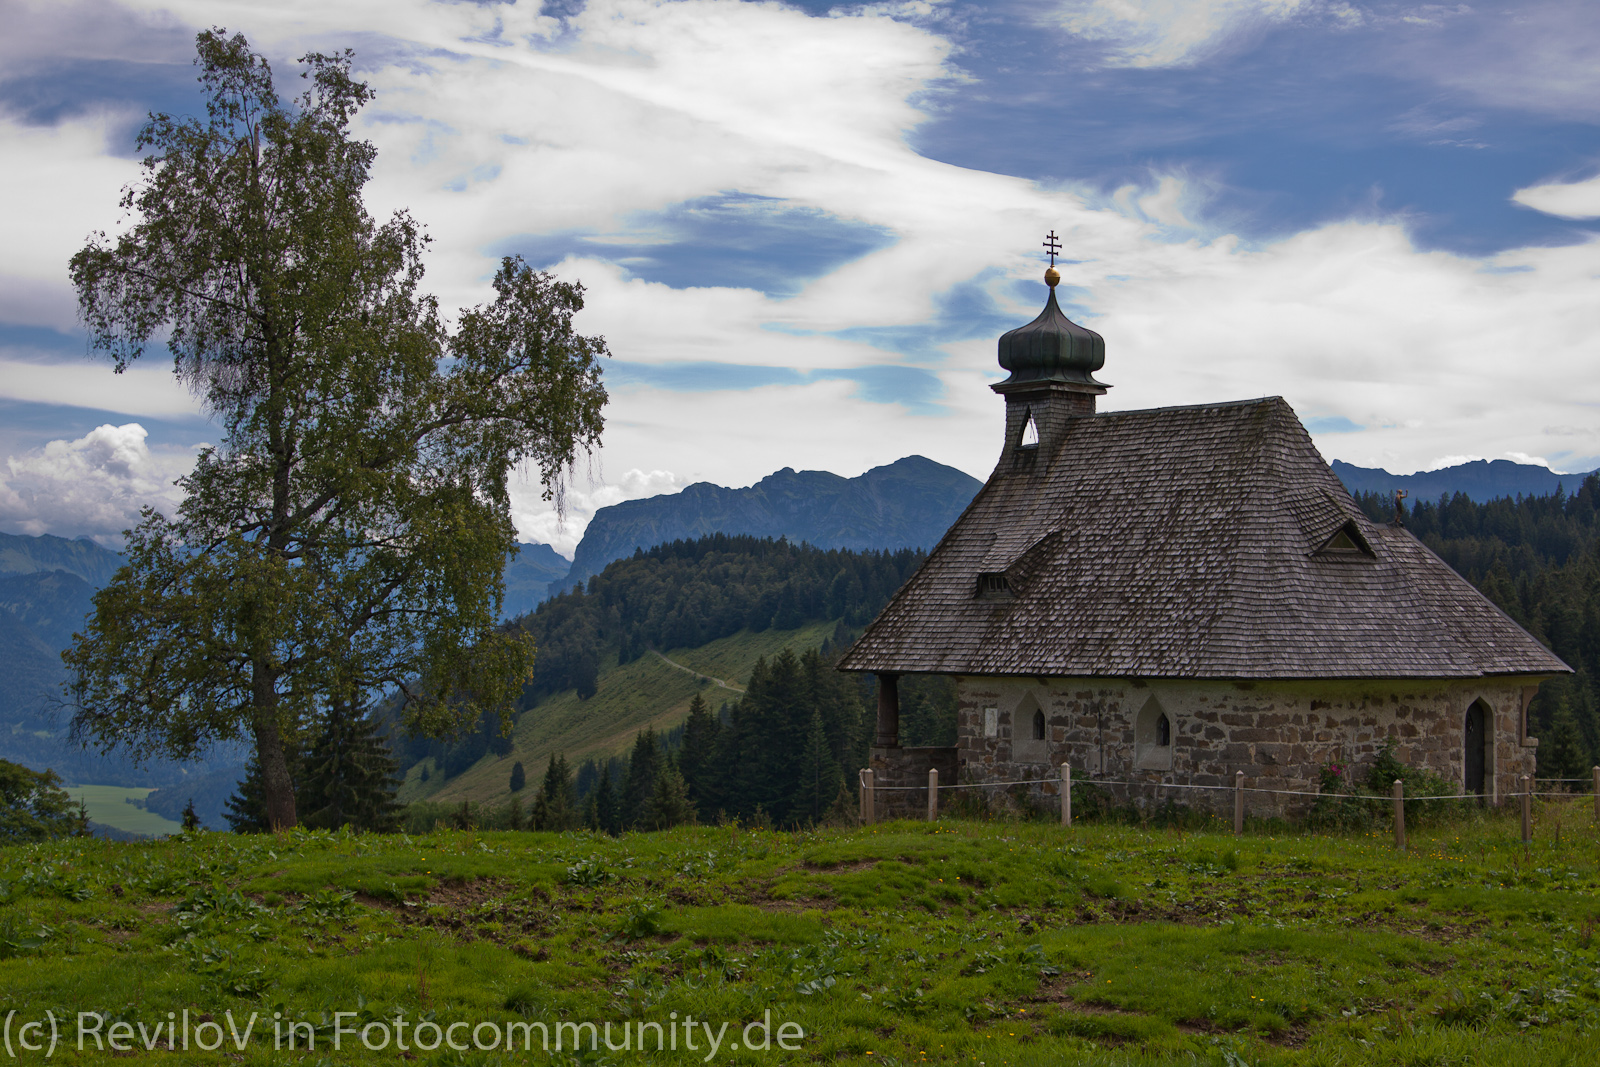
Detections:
[856, 764, 1600, 850]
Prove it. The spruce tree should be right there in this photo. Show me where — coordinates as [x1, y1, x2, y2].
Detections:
[621, 729, 661, 829]
[1540, 697, 1592, 783]
[509, 760, 526, 793]
[594, 769, 622, 836]
[793, 708, 843, 825]
[641, 763, 696, 830]
[298, 703, 402, 832]
[533, 753, 576, 830]
[678, 693, 720, 821]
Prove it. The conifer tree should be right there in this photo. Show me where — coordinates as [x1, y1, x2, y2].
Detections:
[621, 729, 661, 829]
[593, 769, 622, 836]
[641, 763, 696, 830]
[1539, 696, 1592, 783]
[678, 693, 720, 820]
[532, 752, 576, 830]
[298, 703, 401, 832]
[793, 708, 843, 825]
[509, 760, 526, 793]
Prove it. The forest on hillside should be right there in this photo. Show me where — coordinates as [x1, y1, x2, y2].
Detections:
[398, 536, 954, 784]
[512, 535, 925, 703]
[1354, 475, 1600, 777]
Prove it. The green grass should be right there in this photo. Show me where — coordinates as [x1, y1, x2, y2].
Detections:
[3, 798, 1599, 1064]
[406, 621, 838, 806]
[65, 785, 184, 837]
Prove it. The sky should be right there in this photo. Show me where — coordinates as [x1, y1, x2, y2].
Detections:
[1, 0, 1598, 555]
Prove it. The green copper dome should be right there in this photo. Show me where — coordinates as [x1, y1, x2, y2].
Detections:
[997, 288, 1106, 387]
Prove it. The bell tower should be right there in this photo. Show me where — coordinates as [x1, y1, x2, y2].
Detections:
[992, 231, 1108, 464]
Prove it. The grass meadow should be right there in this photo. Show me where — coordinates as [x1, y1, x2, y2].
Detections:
[1, 798, 1597, 1065]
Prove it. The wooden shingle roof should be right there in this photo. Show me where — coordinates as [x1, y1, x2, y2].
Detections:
[840, 397, 1569, 680]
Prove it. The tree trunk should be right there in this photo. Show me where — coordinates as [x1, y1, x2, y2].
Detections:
[252, 672, 298, 831]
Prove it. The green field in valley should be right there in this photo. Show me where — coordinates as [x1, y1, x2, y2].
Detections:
[3, 798, 1599, 1064]
[64, 784, 184, 838]
[403, 621, 839, 808]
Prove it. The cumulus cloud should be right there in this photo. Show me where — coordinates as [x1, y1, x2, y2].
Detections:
[1047, 0, 1309, 67]
[0, 423, 193, 545]
[1513, 173, 1600, 220]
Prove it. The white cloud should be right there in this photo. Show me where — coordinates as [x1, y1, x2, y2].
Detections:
[1047, 0, 1308, 67]
[0, 112, 144, 331]
[1513, 173, 1600, 220]
[512, 467, 687, 558]
[5, 0, 1600, 554]
[0, 357, 204, 418]
[0, 424, 193, 546]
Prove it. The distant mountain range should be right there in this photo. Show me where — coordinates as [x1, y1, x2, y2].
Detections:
[542, 455, 984, 603]
[1332, 459, 1597, 504]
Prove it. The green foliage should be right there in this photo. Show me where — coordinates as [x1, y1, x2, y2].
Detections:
[508, 760, 526, 793]
[515, 535, 924, 703]
[640, 763, 696, 830]
[529, 753, 576, 831]
[63, 30, 607, 830]
[0, 760, 84, 842]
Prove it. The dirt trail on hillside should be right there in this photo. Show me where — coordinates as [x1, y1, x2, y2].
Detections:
[650, 650, 745, 693]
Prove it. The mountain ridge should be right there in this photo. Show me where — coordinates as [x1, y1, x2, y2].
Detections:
[553, 455, 983, 599]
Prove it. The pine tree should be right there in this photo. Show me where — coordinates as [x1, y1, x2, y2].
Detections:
[621, 729, 661, 829]
[298, 703, 402, 832]
[678, 693, 721, 821]
[594, 769, 622, 836]
[793, 708, 843, 825]
[507, 794, 525, 831]
[1540, 696, 1592, 783]
[641, 762, 696, 830]
[532, 752, 576, 830]
[509, 761, 526, 793]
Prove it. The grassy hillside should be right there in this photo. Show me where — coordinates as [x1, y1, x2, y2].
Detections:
[3, 804, 1598, 1065]
[403, 621, 838, 807]
[65, 785, 185, 837]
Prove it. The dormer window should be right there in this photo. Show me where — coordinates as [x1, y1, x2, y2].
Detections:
[977, 572, 1013, 599]
[1314, 520, 1375, 559]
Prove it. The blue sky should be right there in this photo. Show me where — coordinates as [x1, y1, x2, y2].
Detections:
[1, 0, 1597, 552]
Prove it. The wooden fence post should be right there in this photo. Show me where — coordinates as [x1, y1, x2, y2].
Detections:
[1521, 774, 1532, 844]
[1392, 779, 1406, 852]
[859, 768, 875, 827]
[927, 767, 938, 822]
[1060, 764, 1072, 827]
[1233, 771, 1245, 836]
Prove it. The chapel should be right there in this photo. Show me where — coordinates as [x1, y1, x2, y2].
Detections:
[838, 249, 1569, 816]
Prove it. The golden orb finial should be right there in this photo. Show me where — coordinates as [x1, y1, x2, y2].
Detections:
[1042, 229, 1062, 288]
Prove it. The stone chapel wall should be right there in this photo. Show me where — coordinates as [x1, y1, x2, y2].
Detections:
[954, 676, 1537, 817]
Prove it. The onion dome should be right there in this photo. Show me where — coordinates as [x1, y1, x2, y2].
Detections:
[997, 273, 1106, 388]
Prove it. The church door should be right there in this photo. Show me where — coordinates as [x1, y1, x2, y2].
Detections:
[1464, 702, 1487, 801]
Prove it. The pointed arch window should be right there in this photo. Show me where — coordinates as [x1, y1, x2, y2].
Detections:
[1020, 409, 1040, 450]
[1135, 694, 1174, 770]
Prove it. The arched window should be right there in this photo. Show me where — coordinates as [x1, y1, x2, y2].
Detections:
[1135, 695, 1174, 771]
[1013, 692, 1049, 764]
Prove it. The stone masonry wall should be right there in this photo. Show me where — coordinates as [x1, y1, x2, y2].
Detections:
[867, 745, 959, 821]
[955, 676, 1537, 817]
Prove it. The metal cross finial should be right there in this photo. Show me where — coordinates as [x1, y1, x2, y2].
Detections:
[1043, 230, 1062, 267]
